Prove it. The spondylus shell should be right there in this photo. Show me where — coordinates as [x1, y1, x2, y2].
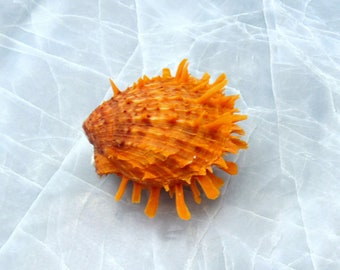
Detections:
[83, 59, 247, 220]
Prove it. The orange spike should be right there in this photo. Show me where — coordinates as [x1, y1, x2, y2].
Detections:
[144, 187, 161, 218]
[224, 144, 240, 154]
[208, 171, 224, 189]
[232, 114, 248, 123]
[214, 157, 238, 175]
[230, 137, 248, 149]
[214, 157, 229, 172]
[109, 79, 121, 96]
[195, 74, 228, 104]
[196, 174, 220, 199]
[162, 68, 171, 78]
[206, 166, 213, 173]
[225, 161, 238, 175]
[221, 94, 240, 108]
[231, 124, 246, 135]
[137, 78, 144, 88]
[131, 182, 142, 203]
[214, 73, 227, 84]
[204, 112, 232, 131]
[175, 184, 191, 220]
[168, 185, 175, 198]
[190, 180, 201, 204]
[191, 80, 209, 92]
[163, 183, 170, 192]
[200, 72, 210, 82]
[115, 176, 129, 201]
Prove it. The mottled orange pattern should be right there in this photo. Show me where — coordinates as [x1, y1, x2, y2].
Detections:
[83, 59, 247, 220]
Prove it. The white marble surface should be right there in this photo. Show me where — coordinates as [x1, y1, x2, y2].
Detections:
[1, 0, 340, 269]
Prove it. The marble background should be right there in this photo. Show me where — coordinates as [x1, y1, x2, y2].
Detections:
[1, 0, 339, 269]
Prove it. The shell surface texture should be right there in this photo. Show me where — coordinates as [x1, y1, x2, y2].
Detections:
[83, 59, 248, 220]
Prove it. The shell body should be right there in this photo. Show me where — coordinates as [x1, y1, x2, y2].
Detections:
[83, 59, 247, 220]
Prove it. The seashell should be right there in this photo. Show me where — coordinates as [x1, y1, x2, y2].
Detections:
[83, 59, 247, 220]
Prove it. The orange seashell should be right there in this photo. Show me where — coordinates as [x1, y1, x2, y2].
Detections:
[83, 59, 248, 220]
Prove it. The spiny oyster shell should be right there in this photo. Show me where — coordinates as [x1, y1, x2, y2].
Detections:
[83, 59, 247, 220]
